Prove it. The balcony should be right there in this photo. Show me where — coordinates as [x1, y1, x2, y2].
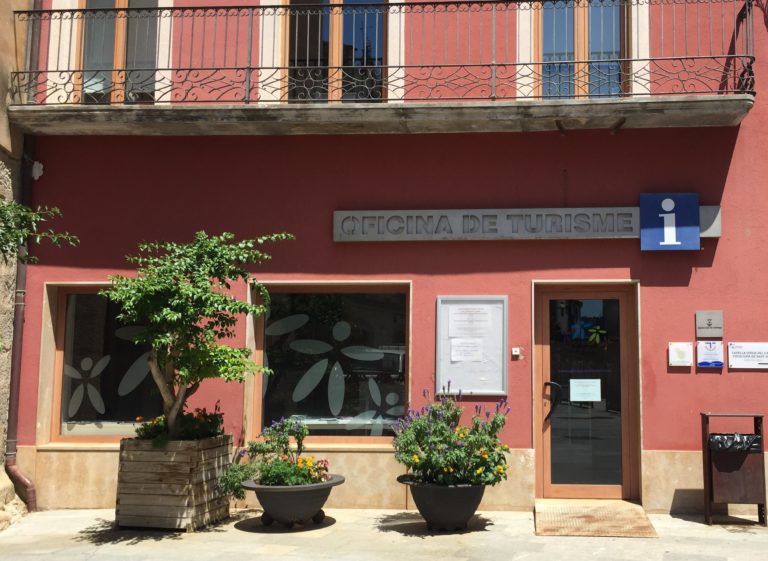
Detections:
[8, 0, 755, 136]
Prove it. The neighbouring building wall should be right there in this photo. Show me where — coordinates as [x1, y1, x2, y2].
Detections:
[0, 1, 29, 462]
[0, 1, 27, 157]
[0, 159, 14, 460]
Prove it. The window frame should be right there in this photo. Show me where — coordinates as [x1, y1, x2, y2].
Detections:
[282, 0, 388, 103]
[76, 0, 159, 104]
[533, 0, 631, 98]
[248, 281, 411, 445]
[50, 285, 157, 443]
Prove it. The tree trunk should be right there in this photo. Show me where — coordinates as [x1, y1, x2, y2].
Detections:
[147, 350, 184, 438]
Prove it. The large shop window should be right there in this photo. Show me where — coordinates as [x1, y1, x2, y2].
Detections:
[56, 291, 162, 437]
[262, 290, 407, 436]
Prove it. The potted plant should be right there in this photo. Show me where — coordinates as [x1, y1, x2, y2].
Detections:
[220, 417, 344, 527]
[220, 417, 345, 528]
[393, 389, 510, 531]
[104, 230, 292, 531]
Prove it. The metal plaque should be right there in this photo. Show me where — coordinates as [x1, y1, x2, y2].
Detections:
[696, 311, 724, 338]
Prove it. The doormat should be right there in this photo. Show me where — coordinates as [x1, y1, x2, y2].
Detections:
[534, 499, 658, 538]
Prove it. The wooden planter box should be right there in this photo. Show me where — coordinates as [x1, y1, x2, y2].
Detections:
[116, 434, 232, 531]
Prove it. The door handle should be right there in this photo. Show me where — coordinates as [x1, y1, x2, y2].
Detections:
[544, 381, 563, 422]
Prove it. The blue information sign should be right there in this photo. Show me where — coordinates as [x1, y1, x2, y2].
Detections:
[640, 193, 700, 251]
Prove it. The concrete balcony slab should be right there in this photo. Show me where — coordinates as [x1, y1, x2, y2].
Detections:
[8, 94, 754, 136]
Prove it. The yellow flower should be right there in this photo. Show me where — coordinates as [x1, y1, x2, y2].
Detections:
[306, 456, 314, 466]
[448, 466, 454, 473]
[442, 467, 449, 473]
[412, 454, 420, 464]
[475, 467, 484, 475]
[496, 465, 505, 474]
[297, 457, 304, 467]
[502, 444, 509, 451]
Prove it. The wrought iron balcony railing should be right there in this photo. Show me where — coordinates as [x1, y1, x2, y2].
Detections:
[11, 0, 754, 106]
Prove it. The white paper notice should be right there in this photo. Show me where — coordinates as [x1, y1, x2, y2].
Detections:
[448, 305, 492, 338]
[569, 379, 601, 402]
[450, 338, 484, 362]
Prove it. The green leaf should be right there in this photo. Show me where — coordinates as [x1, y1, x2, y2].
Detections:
[0, 197, 79, 263]
[102, 230, 293, 436]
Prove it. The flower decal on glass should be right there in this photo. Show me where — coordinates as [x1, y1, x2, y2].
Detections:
[263, 313, 310, 397]
[289, 320, 384, 415]
[588, 325, 607, 345]
[63, 355, 110, 417]
[346, 377, 406, 436]
[571, 319, 592, 341]
[115, 325, 151, 397]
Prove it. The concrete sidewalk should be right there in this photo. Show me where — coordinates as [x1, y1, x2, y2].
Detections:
[0, 508, 766, 561]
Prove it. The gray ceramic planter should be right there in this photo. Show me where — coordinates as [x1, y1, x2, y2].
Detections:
[398, 474, 485, 531]
[242, 474, 345, 527]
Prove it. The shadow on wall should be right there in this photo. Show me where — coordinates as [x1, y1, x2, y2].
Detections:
[670, 488, 710, 515]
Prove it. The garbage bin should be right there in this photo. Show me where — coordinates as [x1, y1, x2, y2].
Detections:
[701, 413, 766, 526]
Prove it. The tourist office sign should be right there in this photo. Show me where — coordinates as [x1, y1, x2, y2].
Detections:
[334, 198, 720, 249]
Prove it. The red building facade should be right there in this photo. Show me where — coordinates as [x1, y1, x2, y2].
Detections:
[5, 0, 767, 512]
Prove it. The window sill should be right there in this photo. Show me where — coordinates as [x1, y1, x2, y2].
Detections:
[36, 442, 122, 452]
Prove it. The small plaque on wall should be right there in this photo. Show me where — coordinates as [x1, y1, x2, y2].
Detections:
[436, 296, 507, 396]
[695, 311, 724, 338]
[697, 341, 724, 368]
[669, 342, 693, 367]
[728, 342, 768, 369]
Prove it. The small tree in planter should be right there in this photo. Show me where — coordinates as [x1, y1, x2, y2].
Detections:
[104, 230, 292, 530]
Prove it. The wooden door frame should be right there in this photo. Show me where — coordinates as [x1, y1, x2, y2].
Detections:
[533, 282, 641, 500]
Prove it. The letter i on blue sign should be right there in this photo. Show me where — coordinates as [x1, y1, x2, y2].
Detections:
[639, 193, 700, 251]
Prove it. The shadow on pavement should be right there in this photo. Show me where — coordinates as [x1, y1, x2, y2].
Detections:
[233, 514, 337, 534]
[73, 519, 184, 545]
[375, 512, 493, 538]
[73, 511, 251, 545]
[669, 513, 765, 534]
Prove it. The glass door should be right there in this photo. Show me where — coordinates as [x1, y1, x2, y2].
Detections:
[536, 287, 638, 499]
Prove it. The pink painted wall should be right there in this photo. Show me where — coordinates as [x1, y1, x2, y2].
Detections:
[16, 110, 768, 451]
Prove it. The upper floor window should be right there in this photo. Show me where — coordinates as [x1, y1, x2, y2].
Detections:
[541, 0, 625, 98]
[288, 0, 385, 102]
[57, 290, 162, 437]
[82, 0, 158, 103]
[262, 288, 407, 436]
